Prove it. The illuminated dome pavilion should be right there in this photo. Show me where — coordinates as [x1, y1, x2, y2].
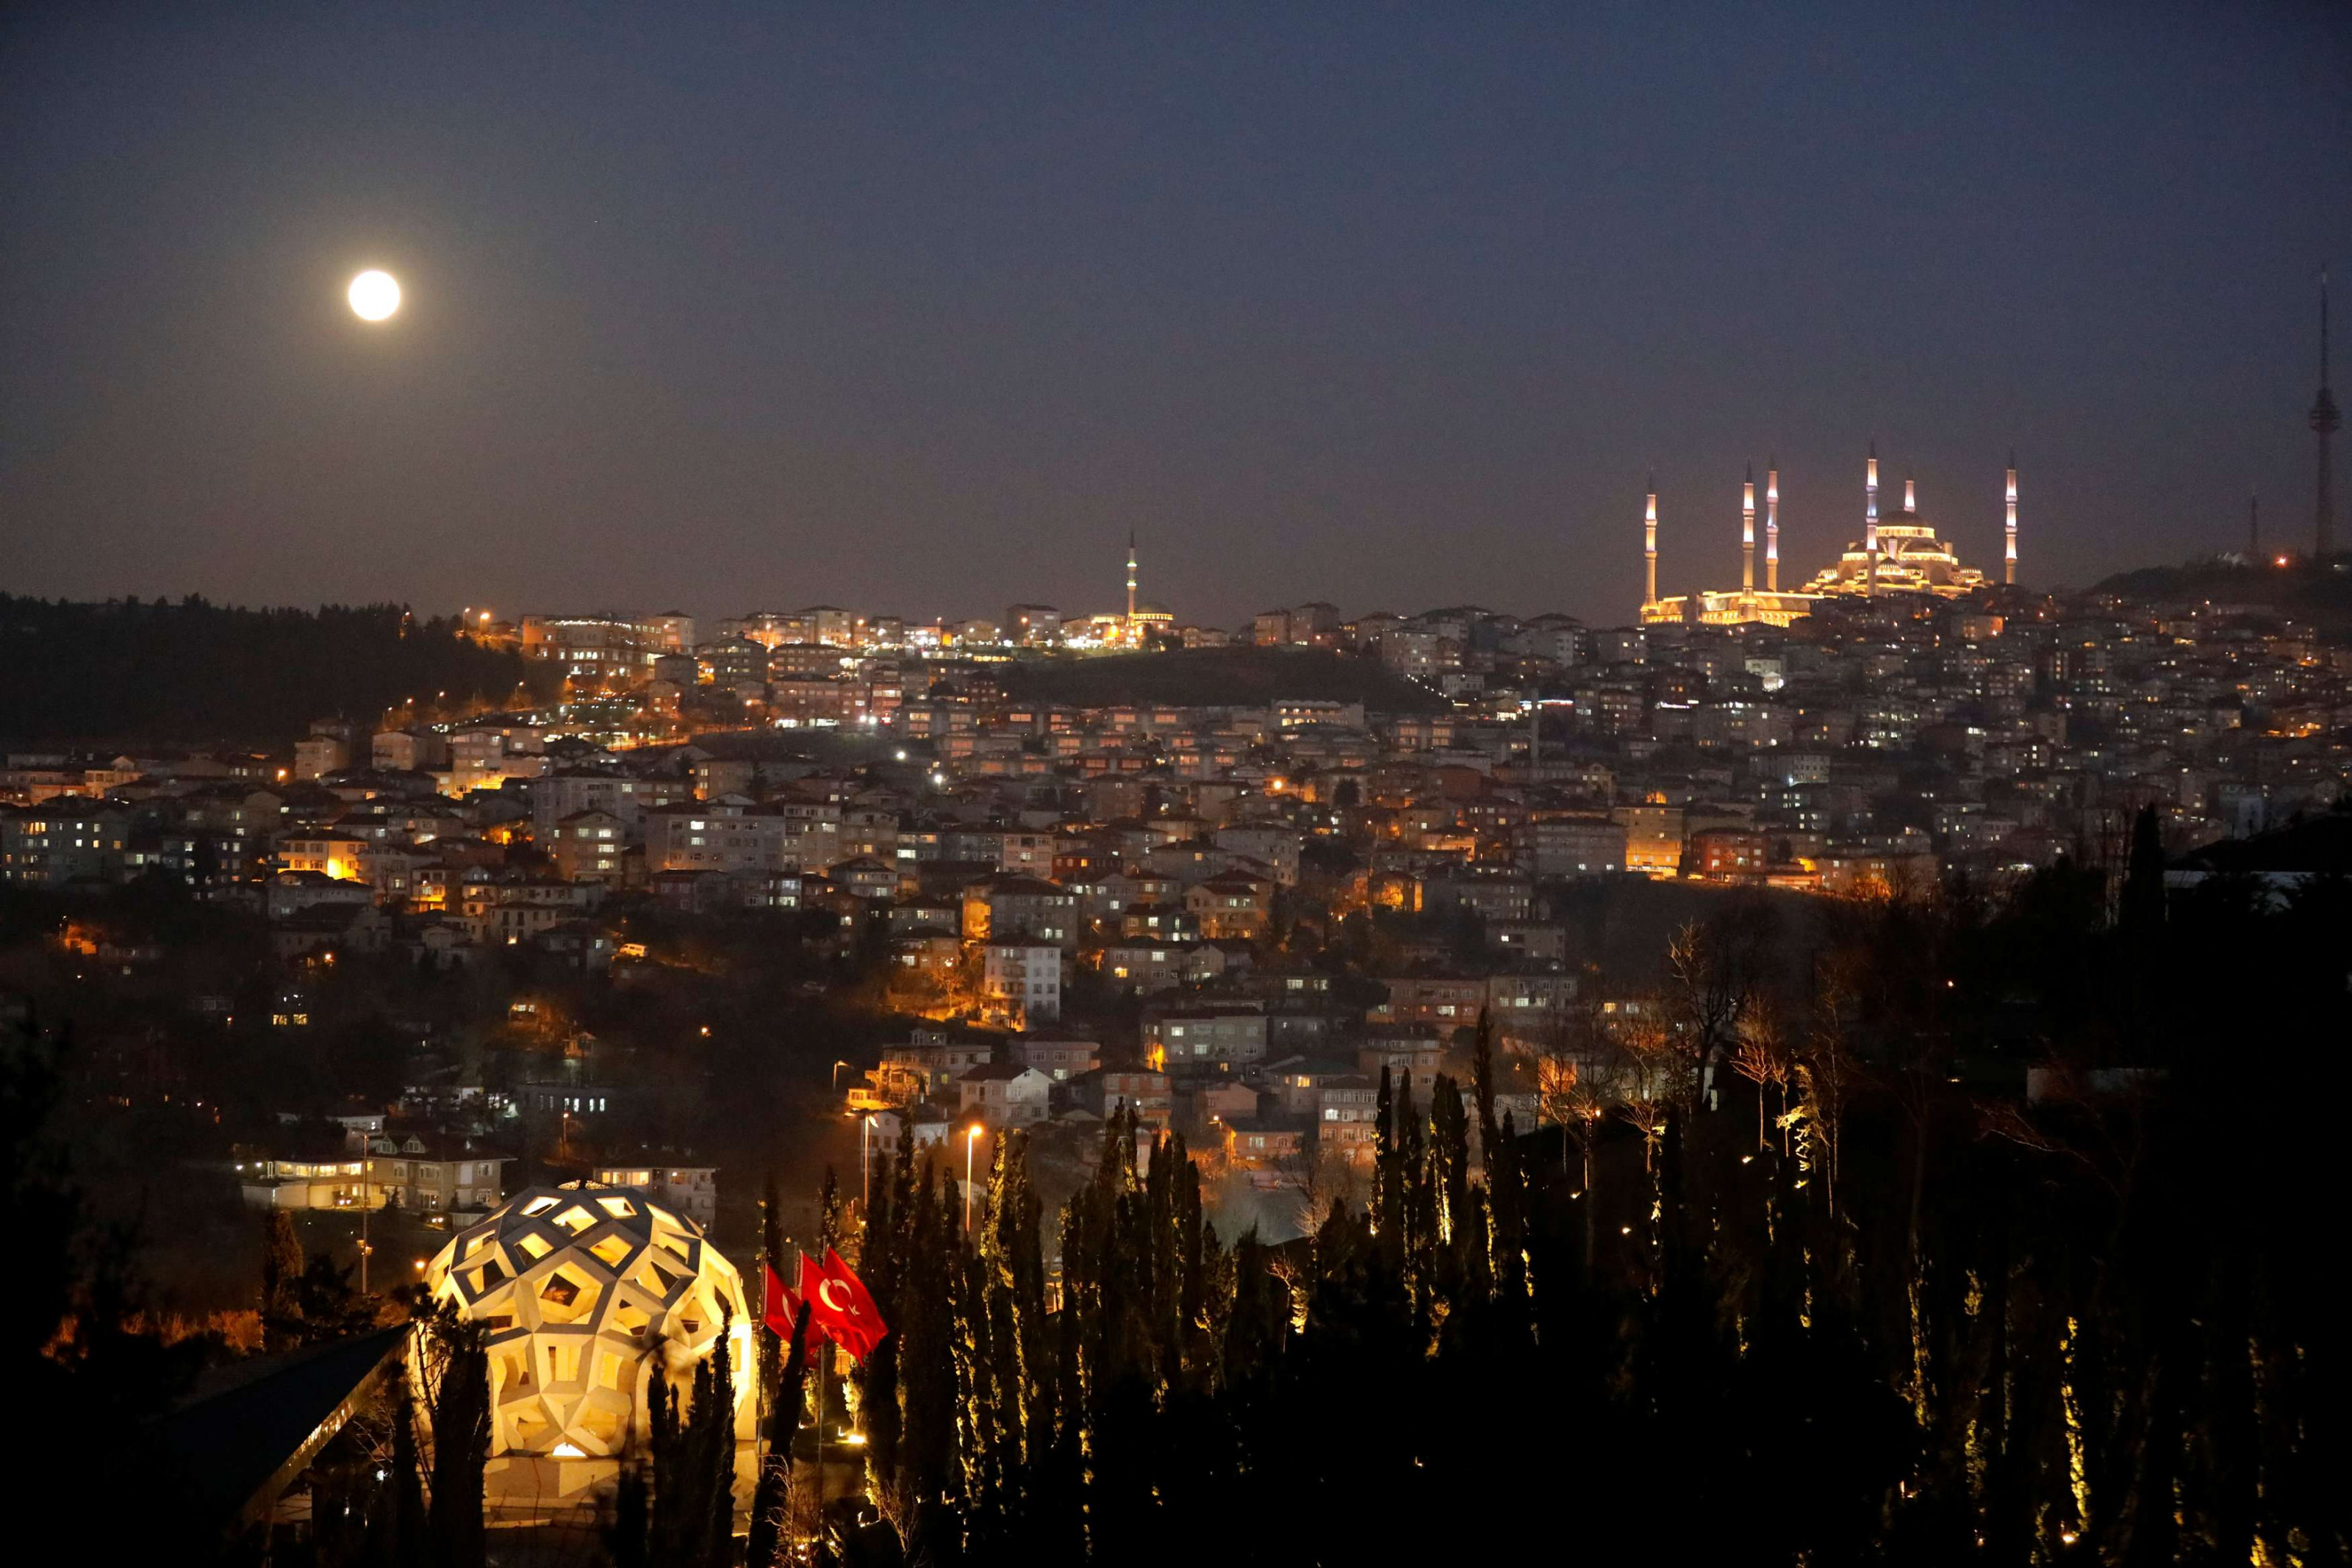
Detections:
[420, 1182, 753, 1503]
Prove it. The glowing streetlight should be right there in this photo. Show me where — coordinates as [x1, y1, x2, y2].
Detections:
[964, 1125, 983, 1232]
[860, 1112, 875, 1214]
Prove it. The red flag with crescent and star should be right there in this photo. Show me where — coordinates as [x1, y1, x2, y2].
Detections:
[800, 1250, 888, 1363]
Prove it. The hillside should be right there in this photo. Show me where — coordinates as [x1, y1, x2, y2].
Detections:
[994, 646, 1449, 713]
[0, 595, 544, 747]
[2090, 555, 2352, 630]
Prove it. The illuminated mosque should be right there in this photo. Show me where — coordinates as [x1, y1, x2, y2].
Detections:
[1072, 529, 1174, 647]
[1641, 448, 2015, 626]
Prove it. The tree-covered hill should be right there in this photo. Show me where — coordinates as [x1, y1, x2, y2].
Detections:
[2092, 554, 2352, 630]
[0, 594, 543, 747]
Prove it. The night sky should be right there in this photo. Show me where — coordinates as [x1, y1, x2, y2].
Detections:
[4, 4, 2348, 631]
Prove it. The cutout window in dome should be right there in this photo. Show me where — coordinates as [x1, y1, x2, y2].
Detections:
[553, 1205, 595, 1234]
[520, 1195, 560, 1218]
[540, 1274, 581, 1308]
[517, 1233, 552, 1260]
[589, 1235, 632, 1269]
[597, 1197, 635, 1218]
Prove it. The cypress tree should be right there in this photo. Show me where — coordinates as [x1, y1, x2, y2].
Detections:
[853, 1138, 916, 1545]
[748, 1301, 813, 1567]
[1373, 1065, 1398, 1240]
[699, 1304, 739, 1566]
[423, 1306, 489, 1568]
[262, 1209, 306, 1351]
[2120, 803, 2166, 933]
[610, 1458, 652, 1568]
[646, 1363, 681, 1567]
[387, 1344, 427, 1568]
[892, 1164, 961, 1559]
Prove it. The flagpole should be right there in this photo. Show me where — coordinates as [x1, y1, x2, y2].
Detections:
[755, 1226, 769, 1433]
[814, 1338, 828, 1547]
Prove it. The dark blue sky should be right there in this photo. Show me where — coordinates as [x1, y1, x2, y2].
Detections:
[4, 3, 2347, 629]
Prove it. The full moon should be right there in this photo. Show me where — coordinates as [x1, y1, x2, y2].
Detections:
[348, 270, 401, 321]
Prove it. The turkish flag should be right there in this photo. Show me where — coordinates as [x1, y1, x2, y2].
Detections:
[761, 1260, 802, 1339]
[824, 1249, 883, 1332]
[800, 1251, 889, 1364]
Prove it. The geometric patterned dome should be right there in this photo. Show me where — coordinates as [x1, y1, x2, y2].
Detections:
[422, 1182, 753, 1462]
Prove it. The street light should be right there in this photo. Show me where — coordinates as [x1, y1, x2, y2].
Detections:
[964, 1125, 983, 1233]
[861, 1112, 875, 1214]
[831, 1060, 853, 1091]
[358, 1154, 376, 1293]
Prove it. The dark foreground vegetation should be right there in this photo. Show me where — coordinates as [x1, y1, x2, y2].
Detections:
[11, 851, 2351, 1564]
[0, 594, 541, 744]
[815, 858, 2351, 1566]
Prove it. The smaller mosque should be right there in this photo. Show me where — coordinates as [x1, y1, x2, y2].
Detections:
[1071, 530, 1175, 648]
[1641, 450, 2015, 626]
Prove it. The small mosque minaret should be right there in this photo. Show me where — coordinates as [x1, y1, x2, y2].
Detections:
[1643, 475, 1659, 612]
[1865, 444, 1881, 597]
[1765, 459, 1779, 592]
[2005, 453, 2018, 586]
[1742, 462, 1757, 593]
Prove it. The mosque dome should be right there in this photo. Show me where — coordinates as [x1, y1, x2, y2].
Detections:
[1801, 482, 1988, 598]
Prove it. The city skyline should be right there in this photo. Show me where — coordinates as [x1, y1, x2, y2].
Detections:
[4, 4, 2348, 627]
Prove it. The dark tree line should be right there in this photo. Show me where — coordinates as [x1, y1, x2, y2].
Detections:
[8, 1011, 209, 1551]
[821, 852, 2349, 1566]
[0, 594, 542, 744]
